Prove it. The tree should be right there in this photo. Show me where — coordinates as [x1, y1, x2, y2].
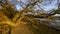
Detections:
[0, 0, 60, 34]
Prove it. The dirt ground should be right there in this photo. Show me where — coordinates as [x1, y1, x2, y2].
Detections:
[10, 22, 60, 34]
[11, 23, 34, 34]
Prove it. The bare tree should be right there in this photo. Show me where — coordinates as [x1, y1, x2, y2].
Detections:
[0, 0, 60, 34]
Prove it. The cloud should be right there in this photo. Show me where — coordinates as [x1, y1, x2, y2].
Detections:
[40, 0, 58, 11]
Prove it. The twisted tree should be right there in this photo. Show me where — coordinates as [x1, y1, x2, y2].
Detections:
[0, 0, 60, 34]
